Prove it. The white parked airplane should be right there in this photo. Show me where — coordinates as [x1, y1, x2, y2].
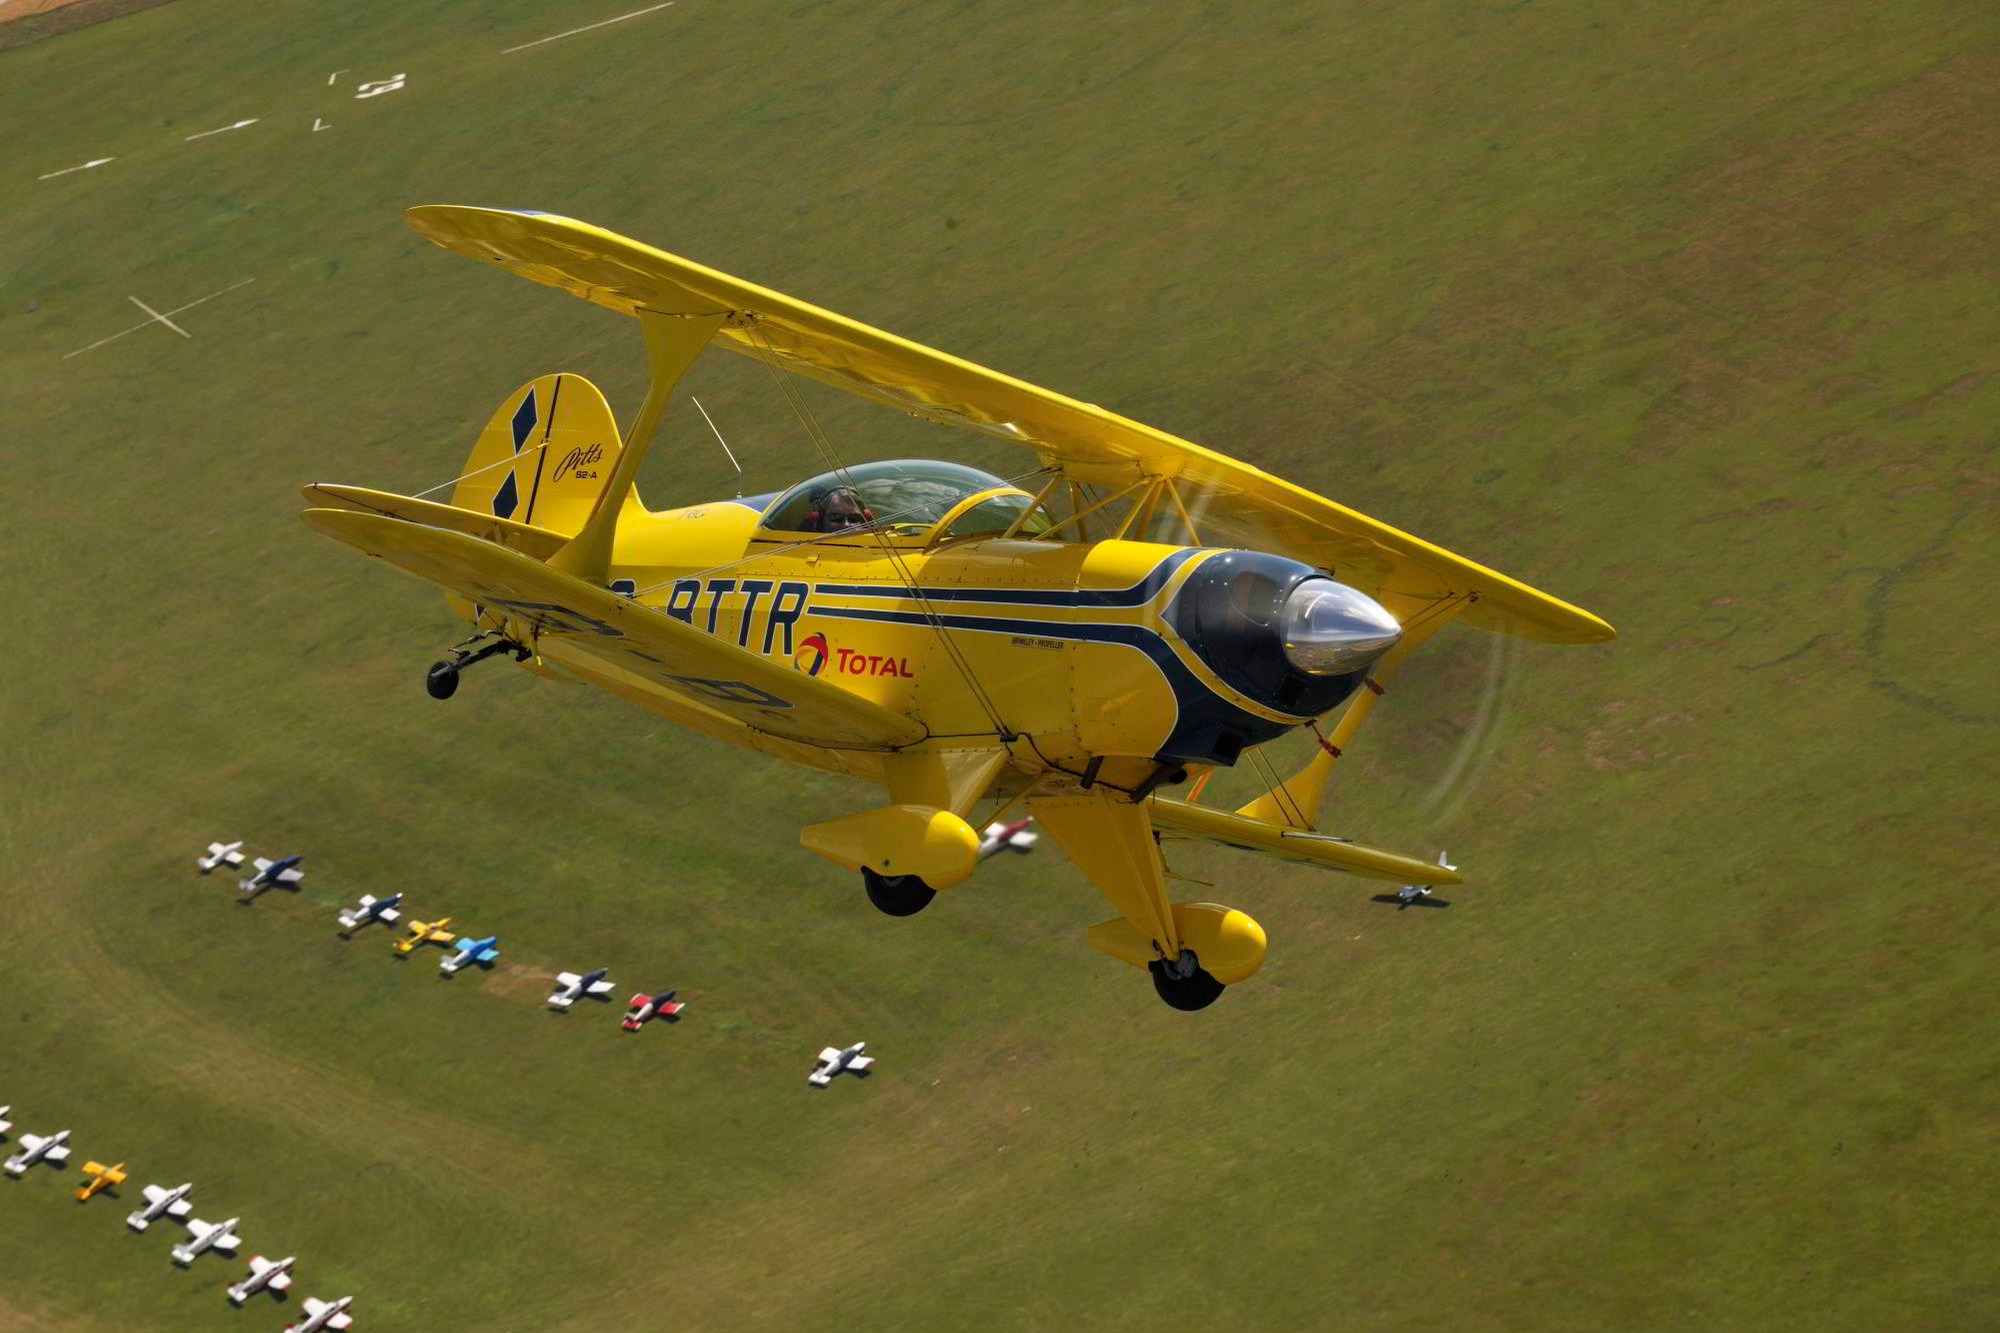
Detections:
[4, 1129, 70, 1176]
[171, 1216, 243, 1266]
[197, 840, 246, 873]
[1391, 851, 1457, 907]
[0, 1105, 11, 1138]
[127, 1181, 195, 1231]
[228, 1254, 296, 1304]
[239, 855, 305, 897]
[288, 1295, 355, 1332]
[337, 891, 403, 935]
[548, 968, 615, 1010]
[809, 1042, 874, 1087]
[977, 816, 1038, 859]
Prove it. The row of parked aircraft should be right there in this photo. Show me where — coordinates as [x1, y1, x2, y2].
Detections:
[1, 1109, 353, 1329]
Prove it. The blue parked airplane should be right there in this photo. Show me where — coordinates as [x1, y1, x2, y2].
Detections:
[237, 855, 304, 898]
[337, 891, 404, 936]
[440, 935, 499, 976]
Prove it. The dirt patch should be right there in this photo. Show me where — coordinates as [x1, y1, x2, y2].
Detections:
[0, 0, 176, 52]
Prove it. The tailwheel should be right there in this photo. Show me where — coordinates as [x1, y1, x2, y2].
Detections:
[862, 867, 937, 917]
[425, 634, 527, 700]
[1148, 951, 1226, 1011]
[425, 661, 461, 699]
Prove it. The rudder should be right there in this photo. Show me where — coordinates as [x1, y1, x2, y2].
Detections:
[453, 373, 628, 538]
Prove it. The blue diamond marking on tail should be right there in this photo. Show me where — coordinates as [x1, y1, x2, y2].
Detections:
[493, 473, 520, 519]
[511, 389, 539, 453]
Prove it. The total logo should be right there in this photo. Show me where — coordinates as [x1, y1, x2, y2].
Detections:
[792, 633, 915, 679]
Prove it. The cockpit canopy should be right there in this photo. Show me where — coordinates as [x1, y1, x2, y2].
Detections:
[758, 458, 1049, 542]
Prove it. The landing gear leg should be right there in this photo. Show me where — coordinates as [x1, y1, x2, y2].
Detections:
[862, 867, 937, 917]
[1148, 950, 1226, 1011]
[425, 634, 528, 701]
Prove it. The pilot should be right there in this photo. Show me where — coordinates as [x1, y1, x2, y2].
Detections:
[806, 484, 872, 533]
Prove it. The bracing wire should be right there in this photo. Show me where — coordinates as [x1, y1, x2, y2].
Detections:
[740, 317, 1016, 738]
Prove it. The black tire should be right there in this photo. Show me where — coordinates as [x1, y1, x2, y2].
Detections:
[1149, 959, 1226, 1011]
[862, 867, 937, 917]
[425, 662, 461, 700]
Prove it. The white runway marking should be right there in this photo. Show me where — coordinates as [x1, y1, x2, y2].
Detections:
[185, 118, 259, 141]
[313, 118, 331, 132]
[501, 1, 674, 54]
[64, 278, 256, 359]
[127, 295, 191, 338]
[327, 69, 349, 86]
[354, 74, 406, 99]
[38, 156, 115, 180]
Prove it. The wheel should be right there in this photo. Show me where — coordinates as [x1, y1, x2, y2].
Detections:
[1149, 957, 1226, 1011]
[862, 867, 936, 917]
[425, 661, 461, 700]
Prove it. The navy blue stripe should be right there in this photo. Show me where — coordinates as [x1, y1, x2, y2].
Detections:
[722, 492, 779, 514]
[813, 602, 1307, 727]
[813, 547, 1207, 608]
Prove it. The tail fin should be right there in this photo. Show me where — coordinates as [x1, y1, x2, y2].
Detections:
[454, 373, 629, 538]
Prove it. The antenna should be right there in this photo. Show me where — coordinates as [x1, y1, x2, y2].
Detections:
[691, 396, 743, 495]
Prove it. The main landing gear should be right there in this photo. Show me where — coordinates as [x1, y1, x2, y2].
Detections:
[861, 867, 937, 917]
[1148, 950, 1227, 1011]
[425, 634, 529, 700]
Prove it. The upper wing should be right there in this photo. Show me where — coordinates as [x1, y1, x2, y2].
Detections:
[302, 508, 927, 751]
[404, 205, 1612, 645]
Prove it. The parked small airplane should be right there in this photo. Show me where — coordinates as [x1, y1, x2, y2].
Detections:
[548, 968, 615, 1009]
[622, 989, 685, 1030]
[978, 816, 1038, 859]
[337, 892, 404, 935]
[197, 841, 246, 873]
[440, 935, 499, 975]
[0, 1105, 11, 1138]
[287, 1295, 354, 1332]
[5, 1129, 70, 1176]
[238, 855, 305, 898]
[809, 1042, 874, 1087]
[392, 916, 455, 955]
[1372, 851, 1457, 910]
[76, 1160, 127, 1202]
[127, 1181, 194, 1231]
[171, 1216, 243, 1266]
[228, 1254, 296, 1304]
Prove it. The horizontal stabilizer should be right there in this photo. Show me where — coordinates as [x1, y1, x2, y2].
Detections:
[1148, 799, 1465, 885]
[301, 508, 927, 751]
[303, 484, 567, 560]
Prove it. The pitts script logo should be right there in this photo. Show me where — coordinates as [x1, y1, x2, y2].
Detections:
[554, 442, 604, 481]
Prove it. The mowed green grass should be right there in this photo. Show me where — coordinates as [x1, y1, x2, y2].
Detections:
[3, 1, 1997, 1329]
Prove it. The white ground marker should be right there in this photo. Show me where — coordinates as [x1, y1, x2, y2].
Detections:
[327, 69, 349, 86]
[63, 278, 256, 359]
[37, 157, 114, 180]
[127, 295, 191, 338]
[313, 118, 331, 132]
[354, 74, 406, 99]
[185, 118, 259, 141]
[501, 1, 673, 54]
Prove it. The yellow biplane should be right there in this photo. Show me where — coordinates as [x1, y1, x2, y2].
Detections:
[305, 207, 1612, 1011]
[77, 1161, 126, 1202]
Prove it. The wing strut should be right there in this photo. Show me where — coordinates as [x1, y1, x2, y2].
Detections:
[548, 309, 725, 584]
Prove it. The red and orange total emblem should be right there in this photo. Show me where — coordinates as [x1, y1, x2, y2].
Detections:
[794, 632, 830, 676]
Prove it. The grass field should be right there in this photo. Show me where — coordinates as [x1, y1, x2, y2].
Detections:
[3, 2, 1997, 1329]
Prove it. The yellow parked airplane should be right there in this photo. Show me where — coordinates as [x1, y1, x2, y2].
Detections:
[392, 916, 456, 956]
[305, 207, 1613, 1010]
[77, 1161, 126, 1202]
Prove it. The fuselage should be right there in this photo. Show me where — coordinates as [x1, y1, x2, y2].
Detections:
[553, 475, 1390, 773]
